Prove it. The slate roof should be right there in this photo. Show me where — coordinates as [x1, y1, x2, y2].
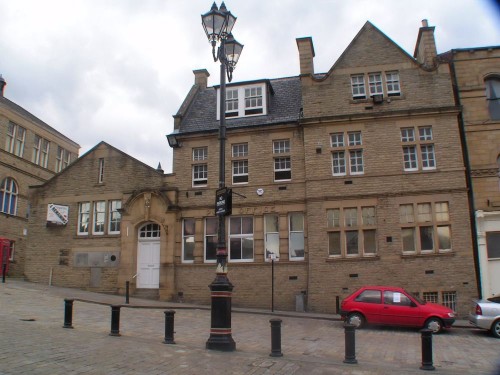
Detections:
[0, 96, 80, 148]
[178, 76, 302, 134]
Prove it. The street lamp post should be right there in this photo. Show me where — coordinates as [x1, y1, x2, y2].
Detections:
[202, 2, 243, 352]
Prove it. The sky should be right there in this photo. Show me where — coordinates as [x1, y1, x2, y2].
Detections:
[1, 0, 499, 173]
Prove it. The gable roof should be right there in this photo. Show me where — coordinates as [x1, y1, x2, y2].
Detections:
[325, 21, 417, 76]
[176, 76, 302, 135]
[0, 96, 80, 148]
[31, 141, 164, 188]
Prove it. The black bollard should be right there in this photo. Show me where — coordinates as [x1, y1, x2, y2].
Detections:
[109, 305, 121, 336]
[125, 281, 130, 304]
[269, 318, 283, 357]
[336, 296, 340, 314]
[420, 329, 435, 371]
[343, 323, 358, 364]
[63, 299, 74, 329]
[163, 310, 176, 344]
[2, 264, 6, 283]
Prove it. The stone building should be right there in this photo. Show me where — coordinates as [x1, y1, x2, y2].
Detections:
[0, 76, 79, 277]
[439, 46, 500, 299]
[165, 20, 478, 316]
[21, 20, 485, 317]
[25, 142, 175, 297]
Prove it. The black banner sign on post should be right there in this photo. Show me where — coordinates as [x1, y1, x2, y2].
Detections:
[215, 188, 232, 216]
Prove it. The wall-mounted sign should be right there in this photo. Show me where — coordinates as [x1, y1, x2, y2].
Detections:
[46, 204, 69, 226]
[215, 188, 232, 216]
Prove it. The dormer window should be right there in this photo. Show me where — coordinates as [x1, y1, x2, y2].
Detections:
[217, 83, 267, 119]
[244, 86, 263, 115]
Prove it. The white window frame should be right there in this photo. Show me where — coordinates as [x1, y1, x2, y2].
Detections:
[264, 214, 280, 261]
[368, 73, 383, 96]
[0, 177, 18, 215]
[386, 71, 401, 96]
[77, 202, 90, 235]
[108, 200, 122, 234]
[204, 217, 217, 263]
[182, 218, 195, 263]
[232, 160, 248, 184]
[225, 88, 239, 117]
[6, 122, 26, 157]
[92, 201, 106, 235]
[232, 143, 248, 157]
[32, 135, 50, 168]
[193, 147, 208, 161]
[289, 213, 305, 261]
[351, 75, 366, 99]
[401, 126, 436, 171]
[274, 157, 291, 181]
[192, 164, 208, 187]
[56, 146, 71, 172]
[331, 131, 364, 176]
[228, 216, 254, 262]
[217, 83, 267, 119]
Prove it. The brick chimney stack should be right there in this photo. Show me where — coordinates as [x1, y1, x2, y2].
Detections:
[0, 75, 6, 97]
[296, 37, 315, 76]
[414, 19, 438, 69]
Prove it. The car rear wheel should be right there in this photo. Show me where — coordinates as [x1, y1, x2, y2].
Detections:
[491, 319, 500, 339]
[347, 312, 365, 328]
[425, 317, 443, 333]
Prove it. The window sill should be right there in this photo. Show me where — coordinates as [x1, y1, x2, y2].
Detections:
[325, 255, 380, 262]
[401, 251, 454, 259]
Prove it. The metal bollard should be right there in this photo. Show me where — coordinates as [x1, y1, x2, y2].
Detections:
[109, 305, 121, 336]
[163, 310, 176, 344]
[336, 296, 340, 314]
[63, 299, 74, 329]
[269, 318, 283, 357]
[420, 329, 435, 371]
[2, 264, 6, 283]
[125, 281, 130, 304]
[343, 323, 358, 364]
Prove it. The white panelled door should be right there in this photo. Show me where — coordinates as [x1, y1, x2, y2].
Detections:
[137, 240, 160, 289]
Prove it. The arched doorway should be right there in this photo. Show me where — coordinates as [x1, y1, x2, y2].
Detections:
[136, 223, 161, 289]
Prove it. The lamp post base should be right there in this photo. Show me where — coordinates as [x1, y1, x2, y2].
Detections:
[206, 273, 236, 351]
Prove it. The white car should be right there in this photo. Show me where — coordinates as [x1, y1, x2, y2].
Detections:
[469, 296, 500, 339]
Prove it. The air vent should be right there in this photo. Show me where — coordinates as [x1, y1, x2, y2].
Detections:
[372, 94, 384, 104]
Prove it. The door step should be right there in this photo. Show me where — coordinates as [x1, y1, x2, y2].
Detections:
[133, 289, 159, 300]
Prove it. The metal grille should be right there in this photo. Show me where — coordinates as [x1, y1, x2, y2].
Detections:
[422, 291, 438, 304]
[442, 291, 457, 311]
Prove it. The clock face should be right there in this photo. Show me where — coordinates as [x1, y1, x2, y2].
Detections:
[256, 188, 264, 196]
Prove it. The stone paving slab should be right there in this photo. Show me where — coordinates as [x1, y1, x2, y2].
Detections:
[1, 279, 499, 374]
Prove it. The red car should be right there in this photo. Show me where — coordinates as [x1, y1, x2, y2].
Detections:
[340, 286, 456, 333]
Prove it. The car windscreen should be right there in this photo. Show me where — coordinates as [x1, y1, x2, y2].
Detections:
[406, 290, 426, 305]
[487, 296, 500, 303]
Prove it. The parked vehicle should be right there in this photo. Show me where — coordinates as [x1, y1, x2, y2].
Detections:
[469, 296, 500, 338]
[340, 286, 456, 333]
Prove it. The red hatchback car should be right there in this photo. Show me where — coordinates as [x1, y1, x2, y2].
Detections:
[340, 286, 456, 333]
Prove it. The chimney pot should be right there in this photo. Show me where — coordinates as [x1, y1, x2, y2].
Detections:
[422, 19, 429, 27]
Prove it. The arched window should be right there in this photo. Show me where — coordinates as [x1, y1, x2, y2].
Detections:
[485, 76, 500, 120]
[139, 223, 161, 238]
[0, 177, 18, 215]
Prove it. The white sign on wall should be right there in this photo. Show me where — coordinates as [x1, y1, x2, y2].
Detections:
[46, 204, 69, 226]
